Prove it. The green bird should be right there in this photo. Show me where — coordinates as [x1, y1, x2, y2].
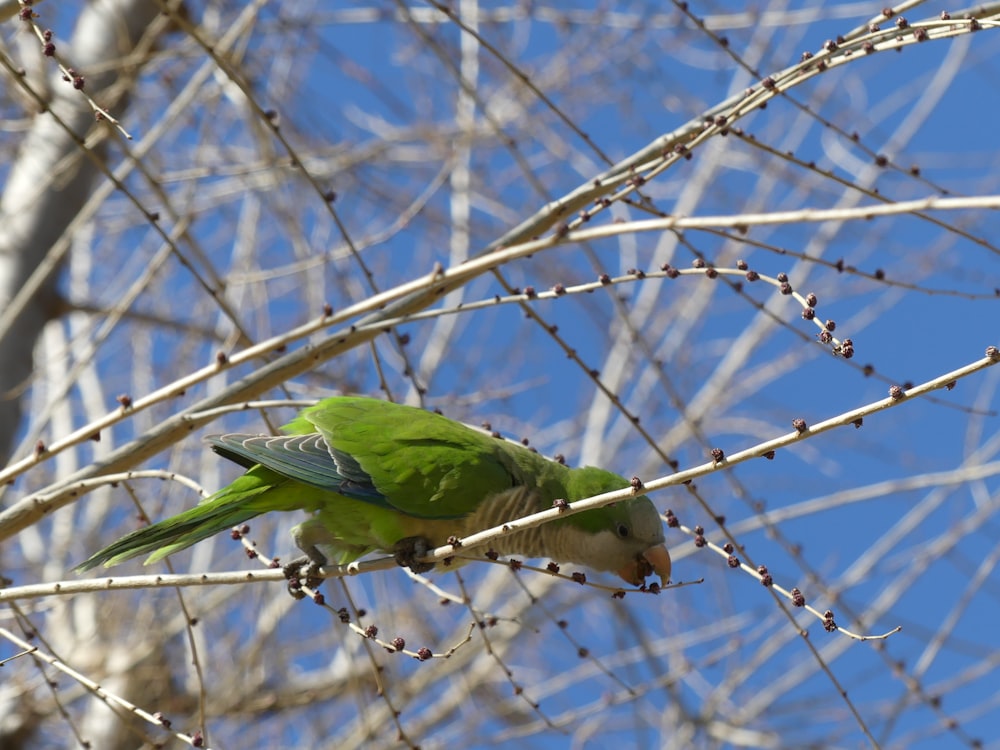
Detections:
[77, 397, 671, 586]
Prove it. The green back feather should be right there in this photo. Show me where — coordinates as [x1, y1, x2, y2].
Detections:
[298, 397, 565, 518]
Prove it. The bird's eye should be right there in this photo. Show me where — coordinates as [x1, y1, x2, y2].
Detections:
[616, 523, 629, 538]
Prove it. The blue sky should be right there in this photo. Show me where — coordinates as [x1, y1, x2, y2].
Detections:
[252, 5, 1000, 746]
[8, 2, 1000, 748]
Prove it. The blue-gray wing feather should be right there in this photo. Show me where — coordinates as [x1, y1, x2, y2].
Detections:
[206, 433, 387, 503]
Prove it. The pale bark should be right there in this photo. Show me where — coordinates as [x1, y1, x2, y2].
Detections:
[0, 0, 160, 465]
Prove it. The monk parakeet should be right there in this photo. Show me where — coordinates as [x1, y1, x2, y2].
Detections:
[77, 397, 671, 586]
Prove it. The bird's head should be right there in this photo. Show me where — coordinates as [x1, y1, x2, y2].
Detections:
[563, 468, 671, 587]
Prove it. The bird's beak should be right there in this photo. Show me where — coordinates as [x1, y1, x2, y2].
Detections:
[617, 544, 671, 587]
[644, 544, 671, 586]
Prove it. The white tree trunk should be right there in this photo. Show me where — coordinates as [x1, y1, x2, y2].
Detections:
[0, 0, 160, 464]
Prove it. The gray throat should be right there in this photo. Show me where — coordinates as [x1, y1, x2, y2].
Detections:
[460, 485, 580, 563]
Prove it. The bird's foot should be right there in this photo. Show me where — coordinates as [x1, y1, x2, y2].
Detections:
[282, 552, 326, 599]
[393, 536, 435, 574]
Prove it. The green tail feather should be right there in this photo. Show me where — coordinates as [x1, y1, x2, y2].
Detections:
[76, 468, 283, 571]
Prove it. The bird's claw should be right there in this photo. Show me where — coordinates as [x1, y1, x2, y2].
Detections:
[393, 536, 435, 574]
[282, 554, 326, 598]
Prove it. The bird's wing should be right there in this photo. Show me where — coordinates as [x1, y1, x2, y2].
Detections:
[299, 397, 532, 518]
[208, 433, 387, 503]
